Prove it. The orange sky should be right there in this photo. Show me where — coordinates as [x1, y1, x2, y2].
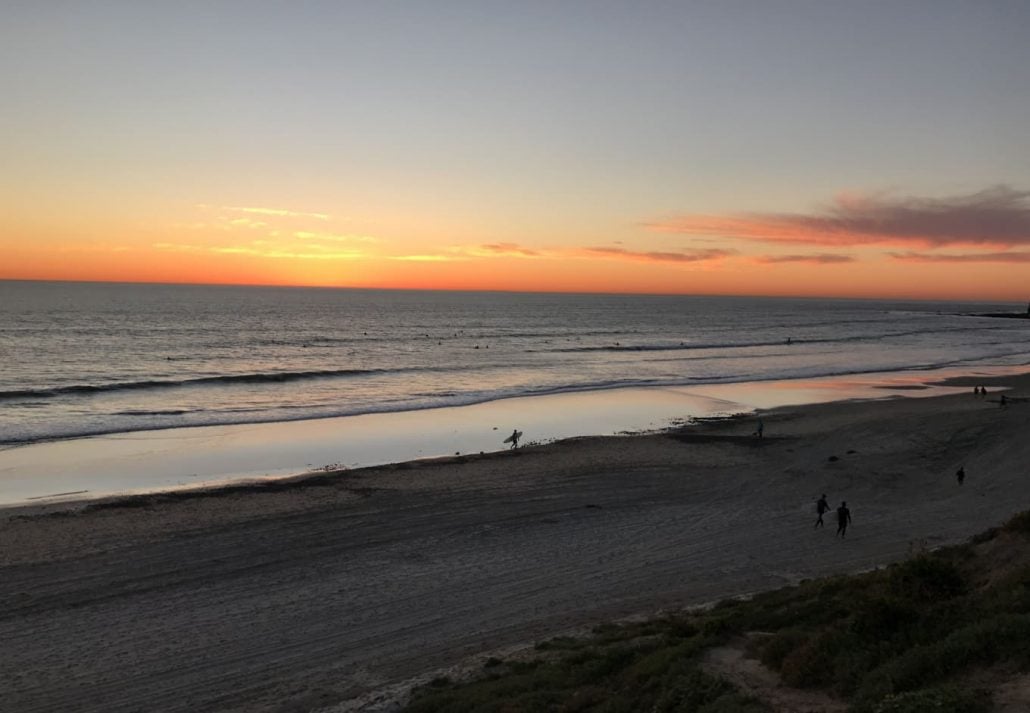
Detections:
[3, 192, 1028, 301]
[3, 4, 1029, 301]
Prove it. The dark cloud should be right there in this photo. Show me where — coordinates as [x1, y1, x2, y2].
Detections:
[584, 247, 735, 263]
[648, 186, 1030, 248]
[755, 254, 855, 264]
[889, 251, 1030, 263]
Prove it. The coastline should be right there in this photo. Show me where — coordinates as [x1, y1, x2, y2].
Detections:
[1, 369, 1028, 711]
[1, 364, 1023, 508]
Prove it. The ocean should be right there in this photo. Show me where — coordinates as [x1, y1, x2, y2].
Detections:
[1, 280, 1028, 447]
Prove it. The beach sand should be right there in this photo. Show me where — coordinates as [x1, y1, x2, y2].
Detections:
[1, 372, 1027, 712]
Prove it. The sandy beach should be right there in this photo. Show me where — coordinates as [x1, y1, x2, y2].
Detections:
[2, 372, 1028, 713]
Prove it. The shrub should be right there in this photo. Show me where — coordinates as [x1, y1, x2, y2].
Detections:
[536, 636, 584, 651]
[868, 685, 990, 713]
[1003, 511, 1030, 535]
[850, 595, 920, 642]
[759, 629, 808, 670]
[575, 645, 637, 684]
[779, 629, 851, 688]
[856, 614, 1030, 702]
[654, 669, 734, 712]
[889, 556, 966, 602]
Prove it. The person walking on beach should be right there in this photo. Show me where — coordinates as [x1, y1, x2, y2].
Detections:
[1000, 394, 1008, 408]
[508, 429, 521, 449]
[815, 494, 829, 528]
[753, 418, 764, 439]
[956, 466, 965, 485]
[836, 501, 852, 538]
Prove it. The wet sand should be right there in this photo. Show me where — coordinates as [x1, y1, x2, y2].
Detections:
[2, 365, 1010, 505]
[1, 372, 1027, 712]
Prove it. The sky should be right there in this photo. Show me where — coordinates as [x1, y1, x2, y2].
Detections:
[2, 1, 1029, 300]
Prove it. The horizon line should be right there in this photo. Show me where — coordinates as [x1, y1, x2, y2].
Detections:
[0, 277, 1022, 305]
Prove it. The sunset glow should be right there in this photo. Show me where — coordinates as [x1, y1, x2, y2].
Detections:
[2, 3, 1028, 300]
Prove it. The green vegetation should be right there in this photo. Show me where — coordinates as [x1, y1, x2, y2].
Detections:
[404, 512, 1030, 712]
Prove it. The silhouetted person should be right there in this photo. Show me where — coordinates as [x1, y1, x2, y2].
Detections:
[508, 429, 520, 449]
[1000, 394, 1008, 408]
[753, 418, 764, 439]
[956, 466, 965, 485]
[815, 494, 829, 528]
[836, 501, 852, 538]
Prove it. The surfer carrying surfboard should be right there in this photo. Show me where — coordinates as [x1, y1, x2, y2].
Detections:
[505, 429, 522, 449]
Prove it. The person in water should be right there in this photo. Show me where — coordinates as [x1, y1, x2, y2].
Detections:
[836, 501, 852, 538]
[815, 494, 829, 528]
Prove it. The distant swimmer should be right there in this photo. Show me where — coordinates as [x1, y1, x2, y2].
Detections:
[836, 501, 852, 538]
[815, 494, 829, 529]
[956, 466, 965, 486]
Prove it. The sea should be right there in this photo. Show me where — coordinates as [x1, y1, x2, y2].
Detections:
[2, 280, 1028, 447]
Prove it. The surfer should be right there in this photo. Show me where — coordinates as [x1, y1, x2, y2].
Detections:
[505, 429, 521, 449]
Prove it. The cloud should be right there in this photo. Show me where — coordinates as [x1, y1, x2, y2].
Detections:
[888, 251, 1030, 263]
[648, 186, 1030, 248]
[228, 218, 268, 229]
[153, 241, 365, 260]
[389, 254, 468, 262]
[754, 253, 855, 264]
[583, 246, 736, 263]
[479, 242, 540, 257]
[222, 206, 330, 221]
[293, 231, 378, 243]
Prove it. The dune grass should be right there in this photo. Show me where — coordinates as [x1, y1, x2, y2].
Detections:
[404, 512, 1030, 712]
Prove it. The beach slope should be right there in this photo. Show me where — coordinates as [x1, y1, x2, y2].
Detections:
[1, 375, 1027, 712]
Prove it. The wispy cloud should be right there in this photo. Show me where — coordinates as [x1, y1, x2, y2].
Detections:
[754, 253, 855, 264]
[389, 254, 468, 262]
[223, 206, 330, 221]
[889, 251, 1030, 263]
[293, 231, 379, 243]
[478, 242, 540, 257]
[582, 246, 736, 263]
[153, 242, 365, 260]
[228, 218, 268, 229]
[648, 186, 1030, 248]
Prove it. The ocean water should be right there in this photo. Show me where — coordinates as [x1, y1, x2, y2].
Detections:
[1, 281, 1028, 446]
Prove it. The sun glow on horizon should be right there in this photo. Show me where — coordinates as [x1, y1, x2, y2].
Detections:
[4, 188, 1029, 301]
[2, 4, 1028, 302]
